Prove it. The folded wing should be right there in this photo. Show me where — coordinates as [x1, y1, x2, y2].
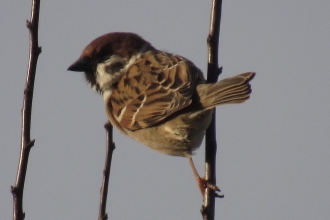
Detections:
[110, 51, 205, 130]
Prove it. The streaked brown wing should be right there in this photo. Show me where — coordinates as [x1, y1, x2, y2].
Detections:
[110, 51, 205, 130]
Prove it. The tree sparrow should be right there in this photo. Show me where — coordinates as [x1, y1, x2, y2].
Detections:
[68, 32, 255, 196]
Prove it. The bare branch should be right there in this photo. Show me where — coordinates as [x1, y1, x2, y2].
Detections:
[98, 123, 116, 220]
[11, 0, 41, 219]
[202, 0, 223, 219]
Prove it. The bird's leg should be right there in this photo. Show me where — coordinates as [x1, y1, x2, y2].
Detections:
[188, 157, 221, 197]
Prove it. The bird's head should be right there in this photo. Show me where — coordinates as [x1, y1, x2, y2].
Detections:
[68, 32, 153, 93]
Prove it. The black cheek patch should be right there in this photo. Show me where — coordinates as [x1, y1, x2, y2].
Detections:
[105, 62, 125, 74]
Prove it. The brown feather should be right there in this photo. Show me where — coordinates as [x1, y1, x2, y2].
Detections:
[197, 72, 255, 108]
[110, 50, 205, 131]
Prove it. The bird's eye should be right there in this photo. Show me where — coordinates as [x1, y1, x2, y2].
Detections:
[97, 47, 113, 62]
[99, 56, 110, 62]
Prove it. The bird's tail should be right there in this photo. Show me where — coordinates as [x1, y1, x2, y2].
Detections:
[197, 72, 255, 108]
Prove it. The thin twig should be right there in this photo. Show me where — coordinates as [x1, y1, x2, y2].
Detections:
[11, 0, 41, 220]
[202, 0, 223, 219]
[98, 123, 116, 220]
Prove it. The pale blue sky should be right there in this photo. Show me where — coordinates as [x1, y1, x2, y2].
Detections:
[1, 1, 330, 219]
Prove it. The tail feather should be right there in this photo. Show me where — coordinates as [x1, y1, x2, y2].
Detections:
[197, 72, 255, 108]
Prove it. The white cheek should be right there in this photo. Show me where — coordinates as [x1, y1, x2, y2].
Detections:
[96, 62, 121, 91]
[96, 64, 111, 87]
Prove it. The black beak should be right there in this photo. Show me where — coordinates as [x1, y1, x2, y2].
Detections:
[67, 58, 89, 72]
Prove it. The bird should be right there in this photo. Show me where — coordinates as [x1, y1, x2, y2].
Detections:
[68, 32, 255, 196]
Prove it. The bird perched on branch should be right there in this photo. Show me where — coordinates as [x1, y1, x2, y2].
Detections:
[68, 32, 255, 196]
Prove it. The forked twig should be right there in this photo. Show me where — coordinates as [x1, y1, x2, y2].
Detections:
[98, 123, 116, 220]
[11, 0, 41, 219]
[202, 0, 223, 219]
